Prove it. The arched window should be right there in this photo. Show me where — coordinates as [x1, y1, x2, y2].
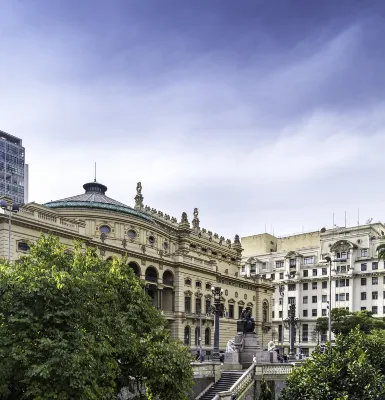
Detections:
[195, 326, 200, 346]
[128, 261, 140, 278]
[185, 278, 192, 286]
[145, 266, 158, 282]
[263, 301, 269, 323]
[163, 270, 174, 286]
[205, 327, 211, 345]
[184, 326, 190, 345]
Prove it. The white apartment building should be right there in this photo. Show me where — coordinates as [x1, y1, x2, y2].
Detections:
[241, 222, 385, 356]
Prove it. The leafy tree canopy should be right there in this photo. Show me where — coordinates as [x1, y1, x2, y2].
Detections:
[0, 236, 193, 400]
[331, 308, 385, 335]
[279, 328, 385, 400]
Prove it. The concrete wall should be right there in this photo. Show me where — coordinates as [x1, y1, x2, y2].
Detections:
[241, 233, 277, 258]
[191, 362, 221, 399]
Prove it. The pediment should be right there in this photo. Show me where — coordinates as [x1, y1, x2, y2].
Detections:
[330, 240, 357, 252]
[285, 251, 302, 259]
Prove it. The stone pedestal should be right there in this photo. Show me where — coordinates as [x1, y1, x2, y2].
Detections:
[224, 332, 278, 369]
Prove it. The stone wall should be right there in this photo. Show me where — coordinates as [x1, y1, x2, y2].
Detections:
[191, 362, 221, 399]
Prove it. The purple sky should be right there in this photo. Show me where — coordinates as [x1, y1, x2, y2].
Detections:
[1, 0, 385, 240]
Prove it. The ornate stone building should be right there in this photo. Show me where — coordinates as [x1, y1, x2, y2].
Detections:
[241, 223, 385, 356]
[0, 179, 273, 356]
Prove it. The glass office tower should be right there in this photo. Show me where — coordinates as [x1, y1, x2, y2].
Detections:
[0, 130, 28, 205]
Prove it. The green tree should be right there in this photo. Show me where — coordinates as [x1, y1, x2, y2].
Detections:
[0, 236, 193, 400]
[279, 328, 385, 400]
[331, 309, 385, 335]
[258, 377, 273, 400]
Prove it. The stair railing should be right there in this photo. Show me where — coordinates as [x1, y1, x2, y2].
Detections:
[213, 363, 255, 399]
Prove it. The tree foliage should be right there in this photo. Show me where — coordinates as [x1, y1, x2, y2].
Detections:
[258, 377, 273, 400]
[331, 308, 385, 335]
[279, 328, 385, 400]
[0, 236, 193, 400]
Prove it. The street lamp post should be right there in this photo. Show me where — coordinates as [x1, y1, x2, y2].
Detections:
[284, 303, 301, 361]
[323, 256, 333, 343]
[279, 284, 285, 355]
[207, 286, 225, 362]
[0, 200, 19, 261]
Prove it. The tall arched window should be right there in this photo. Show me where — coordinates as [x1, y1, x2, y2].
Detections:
[205, 327, 211, 345]
[184, 326, 190, 345]
[263, 301, 269, 323]
[195, 326, 200, 346]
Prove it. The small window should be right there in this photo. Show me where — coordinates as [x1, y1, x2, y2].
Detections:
[303, 296, 308, 304]
[361, 278, 367, 286]
[148, 236, 155, 245]
[361, 263, 367, 271]
[372, 277, 378, 285]
[288, 297, 296, 305]
[312, 282, 317, 290]
[372, 306, 378, 314]
[185, 279, 192, 286]
[303, 310, 308, 317]
[185, 297, 191, 313]
[205, 283, 211, 290]
[312, 269, 317, 276]
[361, 249, 368, 257]
[276, 261, 284, 268]
[127, 230, 136, 239]
[196, 281, 202, 289]
[303, 283, 308, 290]
[99, 225, 111, 234]
[18, 242, 30, 251]
[289, 259, 296, 267]
[322, 295, 327, 302]
[279, 273, 284, 279]
[361, 307, 366, 311]
[304, 256, 314, 265]
[312, 309, 317, 317]
[312, 296, 317, 303]
[372, 291, 378, 300]
[288, 284, 296, 291]
[322, 281, 327, 289]
[279, 311, 283, 318]
[163, 242, 168, 250]
[270, 273, 275, 280]
[322, 309, 327, 316]
[361, 292, 367, 300]
[229, 304, 234, 319]
[279, 298, 283, 305]
[303, 270, 308, 277]
[322, 268, 327, 275]
[339, 293, 345, 301]
[372, 262, 378, 270]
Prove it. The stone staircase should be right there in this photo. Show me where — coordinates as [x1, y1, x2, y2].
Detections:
[198, 371, 244, 400]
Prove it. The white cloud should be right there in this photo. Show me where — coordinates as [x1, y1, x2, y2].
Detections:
[0, 7, 384, 239]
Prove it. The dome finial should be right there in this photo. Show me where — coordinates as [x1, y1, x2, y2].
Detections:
[94, 162, 97, 182]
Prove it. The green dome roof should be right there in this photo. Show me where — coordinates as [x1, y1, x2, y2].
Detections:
[44, 181, 153, 222]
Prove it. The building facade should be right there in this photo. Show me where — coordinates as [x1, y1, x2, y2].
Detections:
[0, 180, 273, 356]
[0, 130, 28, 204]
[241, 223, 385, 356]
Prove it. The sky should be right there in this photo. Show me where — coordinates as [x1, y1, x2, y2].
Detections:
[1, 0, 385, 240]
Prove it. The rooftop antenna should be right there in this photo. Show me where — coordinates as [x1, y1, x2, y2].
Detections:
[357, 208, 360, 226]
[333, 213, 334, 228]
[94, 162, 97, 182]
[345, 211, 346, 228]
